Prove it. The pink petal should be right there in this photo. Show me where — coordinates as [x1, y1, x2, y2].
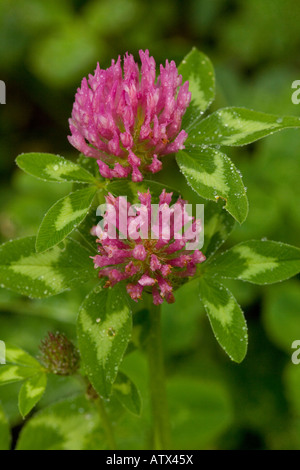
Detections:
[132, 244, 147, 261]
[138, 274, 156, 287]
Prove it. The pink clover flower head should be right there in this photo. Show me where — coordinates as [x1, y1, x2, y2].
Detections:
[68, 50, 191, 182]
[91, 189, 205, 305]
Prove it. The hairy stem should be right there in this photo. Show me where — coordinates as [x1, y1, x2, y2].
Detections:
[95, 396, 117, 450]
[78, 376, 117, 450]
[147, 301, 172, 450]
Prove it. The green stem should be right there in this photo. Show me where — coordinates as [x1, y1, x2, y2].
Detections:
[95, 396, 117, 450]
[147, 300, 172, 450]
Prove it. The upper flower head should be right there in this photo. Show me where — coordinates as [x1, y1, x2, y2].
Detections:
[91, 189, 205, 305]
[68, 50, 191, 182]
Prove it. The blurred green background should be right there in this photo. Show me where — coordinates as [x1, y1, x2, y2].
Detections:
[1, 0, 300, 450]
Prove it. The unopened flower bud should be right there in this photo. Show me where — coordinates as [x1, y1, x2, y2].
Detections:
[39, 332, 80, 376]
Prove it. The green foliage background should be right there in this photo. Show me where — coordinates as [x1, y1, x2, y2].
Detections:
[1, 0, 300, 449]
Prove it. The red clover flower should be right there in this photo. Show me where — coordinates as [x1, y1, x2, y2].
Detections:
[68, 50, 191, 182]
[92, 189, 205, 305]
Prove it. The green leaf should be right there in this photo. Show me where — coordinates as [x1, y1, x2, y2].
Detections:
[16, 395, 105, 450]
[0, 365, 41, 386]
[0, 237, 96, 298]
[176, 147, 248, 224]
[76, 153, 101, 179]
[0, 344, 43, 386]
[178, 47, 215, 131]
[202, 199, 236, 258]
[74, 201, 100, 254]
[198, 277, 248, 363]
[16, 153, 96, 184]
[187, 107, 300, 147]
[18, 373, 47, 418]
[0, 403, 11, 450]
[206, 240, 300, 284]
[5, 344, 41, 368]
[113, 372, 141, 416]
[36, 187, 97, 252]
[78, 284, 132, 399]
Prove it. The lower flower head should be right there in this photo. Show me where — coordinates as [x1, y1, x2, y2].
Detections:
[68, 50, 191, 182]
[39, 332, 80, 376]
[92, 189, 205, 305]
